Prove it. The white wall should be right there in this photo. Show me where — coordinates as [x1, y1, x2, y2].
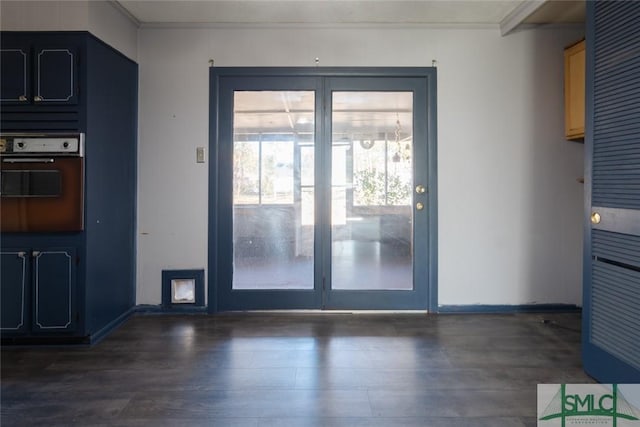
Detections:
[0, 1, 88, 32]
[1, 3, 585, 308]
[0, 1, 137, 61]
[137, 24, 585, 306]
[87, 1, 138, 61]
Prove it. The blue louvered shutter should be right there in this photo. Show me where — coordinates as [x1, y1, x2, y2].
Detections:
[583, 0, 640, 382]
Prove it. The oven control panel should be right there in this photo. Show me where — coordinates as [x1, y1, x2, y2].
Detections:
[0, 133, 84, 156]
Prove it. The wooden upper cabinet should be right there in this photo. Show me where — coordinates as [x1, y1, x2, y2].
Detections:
[564, 39, 586, 140]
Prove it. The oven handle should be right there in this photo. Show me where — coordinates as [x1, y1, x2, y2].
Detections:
[2, 158, 55, 164]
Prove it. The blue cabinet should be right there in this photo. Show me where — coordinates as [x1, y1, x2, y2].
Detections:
[0, 250, 29, 334]
[0, 45, 30, 104]
[33, 249, 77, 333]
[0, 43, 78, 105]
[0, 31, 138, 343]
[0, 44, 78, 105]
[1, 31, 138, 344]
[0, 248, 77, 336]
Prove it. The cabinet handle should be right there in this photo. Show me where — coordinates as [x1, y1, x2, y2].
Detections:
[34, 95, 43, 102]
[18, 95, 28, 102]
[32, 251, 41, 257]
[18, 251, 26, 258]
[3, 158, 55, 164]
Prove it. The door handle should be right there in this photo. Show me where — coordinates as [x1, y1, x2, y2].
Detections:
[415, 184, 426, 194]
[591, 212, 601, 224]
[416, 202, 425, 211]
[2, 158, 55, 164]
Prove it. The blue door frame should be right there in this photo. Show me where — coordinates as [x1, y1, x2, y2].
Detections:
[208, 68, 438, 313]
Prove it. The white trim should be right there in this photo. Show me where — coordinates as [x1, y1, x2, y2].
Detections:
[111, 0, 141, 28]
[137, 20, 582, 32]
[500, 0, 547, 36]
[138, 21, 502, 30]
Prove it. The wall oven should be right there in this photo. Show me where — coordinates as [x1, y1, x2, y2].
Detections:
[0, 133, 84, 232]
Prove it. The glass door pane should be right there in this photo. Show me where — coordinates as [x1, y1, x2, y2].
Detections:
[331, 92, 414, 290]
[232, 91, 315, 290]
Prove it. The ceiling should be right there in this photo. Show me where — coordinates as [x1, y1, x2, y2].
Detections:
[116, 0, 585, 31]
[233, 91, 414, 136]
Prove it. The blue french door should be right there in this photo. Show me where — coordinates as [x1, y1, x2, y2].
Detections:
[582, 1, 640, 382]
[208, 68, 437, 312]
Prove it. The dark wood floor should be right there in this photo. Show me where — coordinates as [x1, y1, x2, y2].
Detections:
[1, 312, 593, 426]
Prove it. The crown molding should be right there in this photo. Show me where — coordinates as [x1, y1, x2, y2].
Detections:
[500, 0, 547, 36]
[111, 0, 141, 27]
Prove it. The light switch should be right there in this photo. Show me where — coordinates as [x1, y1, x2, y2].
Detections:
[196, 147, 206, 163]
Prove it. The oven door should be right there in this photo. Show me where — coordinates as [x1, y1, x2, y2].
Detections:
[0, 157, 84, 232]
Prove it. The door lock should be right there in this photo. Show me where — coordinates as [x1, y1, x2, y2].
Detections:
[415, 184, 426, 194]
[416, 202, 425, 211]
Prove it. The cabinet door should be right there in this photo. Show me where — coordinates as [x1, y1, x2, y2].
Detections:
[0, 47, 31, 105]
[34, 46, 78, 105]
[0, 250, 29, 333]
[32, 248, 77, 332]
[564, 40, 585, 139]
